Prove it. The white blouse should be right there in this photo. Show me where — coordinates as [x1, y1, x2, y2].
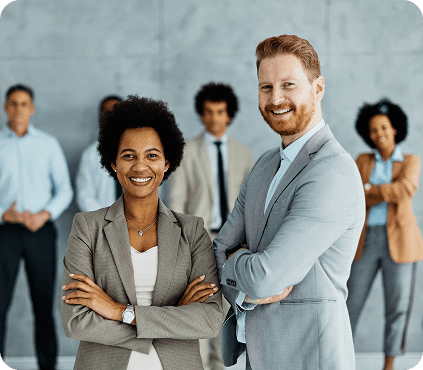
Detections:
[126, 246, 163, 370]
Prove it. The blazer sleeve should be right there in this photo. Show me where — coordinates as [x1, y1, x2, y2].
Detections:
[379, 155, 420, 203]
[133, 217, 224, 339]
[61, 213, 152, 353]
[356, 154, 381, 207]
[221, 154, 365, 300]
[168, 160, 189, 214]
[213, 166, 254, 309]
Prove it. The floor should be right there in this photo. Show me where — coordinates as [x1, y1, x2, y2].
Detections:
[2, 353, 423, 370]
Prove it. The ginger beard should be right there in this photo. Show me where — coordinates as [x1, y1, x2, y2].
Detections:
[259, 89, 316, 136]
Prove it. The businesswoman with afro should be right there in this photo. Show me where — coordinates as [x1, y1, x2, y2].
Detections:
[61, 96, 224, 370]
[347, 98, 423, 370]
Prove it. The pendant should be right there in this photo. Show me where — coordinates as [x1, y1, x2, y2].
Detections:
[138, 231, 143, 236]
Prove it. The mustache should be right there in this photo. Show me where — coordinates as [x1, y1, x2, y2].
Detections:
[265, 103, 295, 112]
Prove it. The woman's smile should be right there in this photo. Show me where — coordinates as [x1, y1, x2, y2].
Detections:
[129, 176, 153, 184]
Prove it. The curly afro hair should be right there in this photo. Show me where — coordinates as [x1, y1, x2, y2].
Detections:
[97, 95, 185, 182]
[194, 82, 238, 122]
[355, 98, 408, 149]
[98, 95, 122, 114]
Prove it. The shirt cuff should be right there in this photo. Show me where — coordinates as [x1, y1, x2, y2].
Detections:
[236, 292, 257, 313]
[43, 206, 56, 221]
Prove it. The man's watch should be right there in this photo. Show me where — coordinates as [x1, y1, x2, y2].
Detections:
[364, 183, 372, 191]
[122, 304, 135, 324]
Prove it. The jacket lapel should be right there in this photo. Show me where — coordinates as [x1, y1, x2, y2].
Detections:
[362, 154, 375, 183]
[103, 196, 137, 305]
[104, 198, 181, 307]
[152, 200, 181, 307]
[392, 160, 402, 180]
[250, 149, 281, 249]
[254, 125, 334, 250]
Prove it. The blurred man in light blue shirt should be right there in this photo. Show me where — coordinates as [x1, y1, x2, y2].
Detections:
[0, 84, 73, 370]
[75, 95, 122, 212]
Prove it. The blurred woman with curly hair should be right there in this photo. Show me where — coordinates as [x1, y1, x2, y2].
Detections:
[347, 98, 423, 370]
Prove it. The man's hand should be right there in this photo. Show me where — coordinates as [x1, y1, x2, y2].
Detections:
[244, 285, 293, 305]
[2, 202, 27, 224]
[24, 210, 50, 232]
[62, 274, 127, 322]
[177, 275, 218, 306]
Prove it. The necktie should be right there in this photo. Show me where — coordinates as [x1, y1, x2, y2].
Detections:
[115, 178, 123, 200]
[214, 141, 228, 228]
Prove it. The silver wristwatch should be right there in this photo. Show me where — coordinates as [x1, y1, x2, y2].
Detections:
[122, 304, 135, 324]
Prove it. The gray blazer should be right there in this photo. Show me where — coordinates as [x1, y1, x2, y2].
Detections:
[61, 198, 224, 370]
[169, 133, 253, 235]
[214, 125, 365, 370]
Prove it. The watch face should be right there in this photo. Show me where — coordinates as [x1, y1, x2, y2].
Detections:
[123, 307, 134, 323]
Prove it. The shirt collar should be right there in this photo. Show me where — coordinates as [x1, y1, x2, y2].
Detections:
[204, 130, 228, 145]
[3, 123, 34, 138]
[280, 119, 326, 163]
[374, 145, 404, 163]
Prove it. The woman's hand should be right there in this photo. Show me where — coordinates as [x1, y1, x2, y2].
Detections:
[177, 275, 218, 306]
[62, 274, 126, 321]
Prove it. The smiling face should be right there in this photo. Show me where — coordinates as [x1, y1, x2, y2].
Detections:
[369, 114, 397, 153]
[111, 127, 169, 202]
[258, 53, 324, 145]
[4, 90, 35, 137]
[201, 100, 231, 138]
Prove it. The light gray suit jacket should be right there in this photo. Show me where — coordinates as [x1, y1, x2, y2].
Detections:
[61, 198, 224, 370]
[214, 125, 365, 370]
[169, 133, 253, 235]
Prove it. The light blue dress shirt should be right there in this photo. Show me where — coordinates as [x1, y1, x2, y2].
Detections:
[367, 146, 403, 226]
[235, 119, 326, 343]
[204, 131, 229, 230]
[0, 125, 73, 223]
[76, 141, 117, 212]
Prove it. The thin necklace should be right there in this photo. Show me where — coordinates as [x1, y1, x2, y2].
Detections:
[125, 217, 158, 236]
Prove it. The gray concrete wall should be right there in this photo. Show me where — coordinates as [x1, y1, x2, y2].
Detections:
[0, 0, 422, 357]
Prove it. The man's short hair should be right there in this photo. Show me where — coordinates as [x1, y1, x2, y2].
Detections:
[6, 84, 34, 101]
[256, 35, 321, 82]
[195, 82, 238, 121]
[99, 95, 123, 114]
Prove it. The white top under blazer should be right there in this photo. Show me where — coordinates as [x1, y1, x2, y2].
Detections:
[126, 246, 163, 370]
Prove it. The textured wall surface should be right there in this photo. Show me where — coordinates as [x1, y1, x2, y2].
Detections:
[0, 0, 422, 357]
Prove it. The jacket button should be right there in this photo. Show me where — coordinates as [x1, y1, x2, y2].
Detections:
[226, 279, 236, 287]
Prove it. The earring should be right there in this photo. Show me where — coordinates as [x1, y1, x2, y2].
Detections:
[114, 169, 117, 172]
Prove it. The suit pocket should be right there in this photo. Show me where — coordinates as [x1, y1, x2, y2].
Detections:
[279, 298, 337, 305]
